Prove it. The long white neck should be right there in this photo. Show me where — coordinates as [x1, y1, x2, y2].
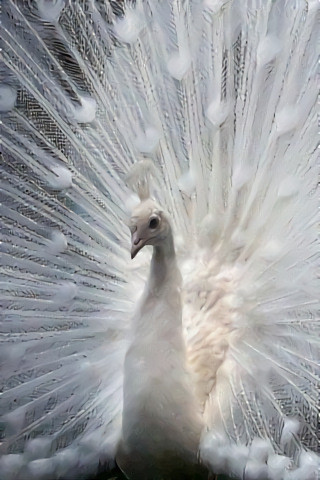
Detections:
[131, 229, 182, 337]
[120, 225, 203, 477]
[148, 230, 180, 293]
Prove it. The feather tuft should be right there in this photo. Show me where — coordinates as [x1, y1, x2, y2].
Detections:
[125, 159, 160, 201]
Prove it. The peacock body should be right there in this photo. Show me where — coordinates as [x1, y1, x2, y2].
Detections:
[1, 0, 319, 479]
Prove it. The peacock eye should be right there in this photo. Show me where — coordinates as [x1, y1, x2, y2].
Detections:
[148, 217, 159, 229]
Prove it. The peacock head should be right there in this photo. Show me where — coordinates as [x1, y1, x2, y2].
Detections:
[129, 199, 171, 259]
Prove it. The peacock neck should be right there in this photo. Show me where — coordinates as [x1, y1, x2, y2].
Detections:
[149, 230, 180, 293]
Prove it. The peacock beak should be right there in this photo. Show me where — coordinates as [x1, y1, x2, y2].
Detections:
[131, 231, 145, 259]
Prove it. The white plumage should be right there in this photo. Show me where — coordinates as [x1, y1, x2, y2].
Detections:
[1, 1, 319, 479]
[118, 195, 204, 479]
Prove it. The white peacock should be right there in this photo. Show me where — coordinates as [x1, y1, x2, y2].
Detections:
[0, 1, 319, 480]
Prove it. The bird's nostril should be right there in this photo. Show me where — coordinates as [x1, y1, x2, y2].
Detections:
[134, 238, 140, 245]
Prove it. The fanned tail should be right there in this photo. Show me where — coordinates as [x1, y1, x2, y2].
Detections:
[1, 1, 135, 478]
[177, 1, 319, 478]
